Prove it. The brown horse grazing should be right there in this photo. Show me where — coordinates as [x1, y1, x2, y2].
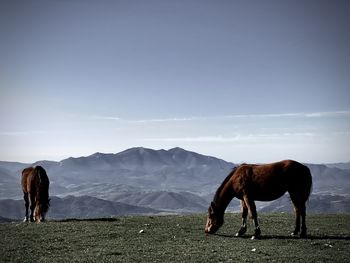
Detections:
[21, 166, 50, 222]
[205, 160, 312, 239]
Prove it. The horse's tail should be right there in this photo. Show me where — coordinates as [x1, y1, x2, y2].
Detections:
[35, 166, 50, 213]
[303, 165, 313, 202]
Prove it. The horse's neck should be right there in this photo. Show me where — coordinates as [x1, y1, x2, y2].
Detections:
[215, 178, 235, 213]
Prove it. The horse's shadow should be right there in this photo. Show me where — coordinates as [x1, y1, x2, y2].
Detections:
[214, 233, 350, 240]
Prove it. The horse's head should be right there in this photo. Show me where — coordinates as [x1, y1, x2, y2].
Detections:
[205, 202, 223, 234]
[34, 196, 50, 222]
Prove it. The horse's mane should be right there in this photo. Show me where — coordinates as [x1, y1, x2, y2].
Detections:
[213, 166, 238, 204]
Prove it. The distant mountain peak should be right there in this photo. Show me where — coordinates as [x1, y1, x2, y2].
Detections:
[91, 152, 112, 159]
[119, 147, 152, 154]
[168, 147, 186, 152]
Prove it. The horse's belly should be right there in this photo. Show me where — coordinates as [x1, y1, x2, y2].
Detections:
[235, 189, 286, 202]
[254, 193, 285, 202]
[253, 190, 286, 201]
[251, 175, 288, 201]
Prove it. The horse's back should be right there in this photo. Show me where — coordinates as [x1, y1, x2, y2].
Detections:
[21, 166, 50, 193]
[233, 160, 312, 201]
[254, 160, 310, 178]
[260, 160, 311, 186]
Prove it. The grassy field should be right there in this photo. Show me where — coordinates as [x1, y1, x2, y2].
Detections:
[1, 213, 349, 262]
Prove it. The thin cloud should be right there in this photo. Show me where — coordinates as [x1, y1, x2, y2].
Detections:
[222, 111, 350, 119]
[127, 110, 350, 124]
[130, 117, 207, 123]
[144, 132, 315, 143]
[89, 115, 204, 123]
[222, 113, 301, 119]
[91, 115, 121, 121]
[253, 132, 314, 137]
[0, 131, 46, 136]
[144, 135, 241, 142]
[304, 111, 350, 118]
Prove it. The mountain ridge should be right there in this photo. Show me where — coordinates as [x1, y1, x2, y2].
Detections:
[0, 147, 349, 218]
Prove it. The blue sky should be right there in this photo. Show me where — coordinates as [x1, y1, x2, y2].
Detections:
[1, 0, 349, 163]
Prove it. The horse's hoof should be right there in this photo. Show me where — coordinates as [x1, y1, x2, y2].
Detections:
[251, 228, 261, 240]
[251, 235, 260, 240]
[23, 218, 28, 223]
[235, 226, 247, 237]
[300, 227, 307, 238]
[291, 231, 299, 237]
[291, 231, 307, 238]
[300, 232, 307, 238]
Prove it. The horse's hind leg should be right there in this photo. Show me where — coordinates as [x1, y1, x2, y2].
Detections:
[300, 203, 307, 238]
[29, 193, 36, 222]
[292, 204, 301, 236]
[243, 195, 261, 239]
[290, 195, 307, 238]
[235, 200, 248, 237]
[23, 192, 29, 222]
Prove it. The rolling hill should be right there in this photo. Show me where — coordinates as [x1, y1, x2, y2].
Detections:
[0, 195, 160, 220]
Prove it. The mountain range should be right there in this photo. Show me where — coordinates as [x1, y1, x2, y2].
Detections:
[0, 147, 349, 221]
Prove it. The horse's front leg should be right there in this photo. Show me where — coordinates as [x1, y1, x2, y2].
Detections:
[23, 192, 29, 222]
[235, 200, 248, 237]
[243, 195, 261, 239]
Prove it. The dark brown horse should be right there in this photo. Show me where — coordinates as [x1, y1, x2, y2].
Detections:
[21, 166, 50, 222]
[205, 160, 312, 239]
